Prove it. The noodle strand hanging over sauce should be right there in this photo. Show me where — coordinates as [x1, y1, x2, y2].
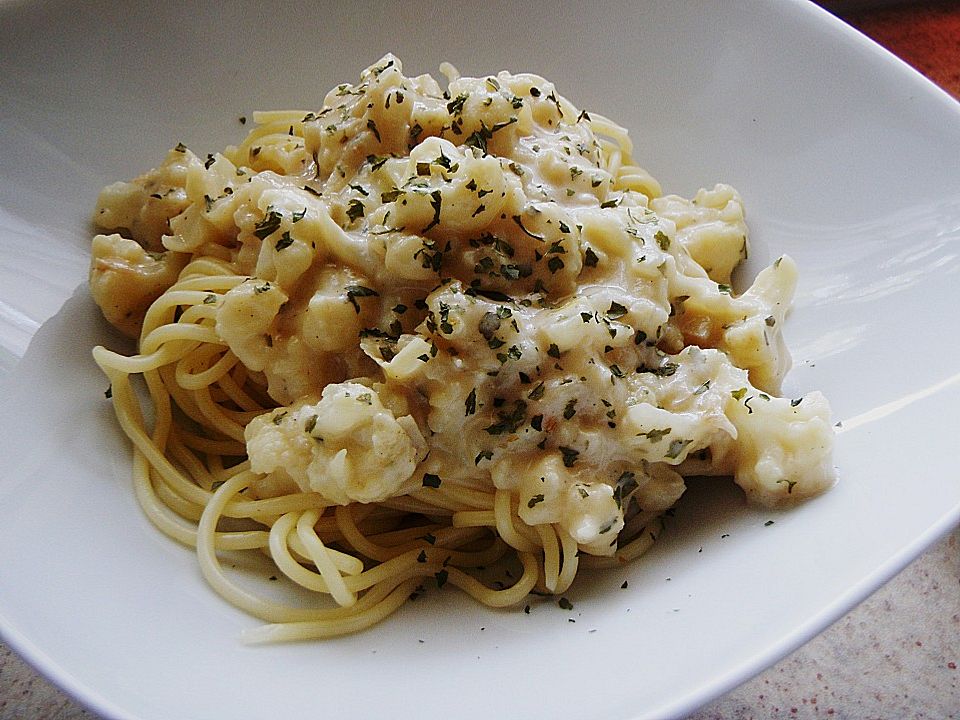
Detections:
[89, 55, 835, 641]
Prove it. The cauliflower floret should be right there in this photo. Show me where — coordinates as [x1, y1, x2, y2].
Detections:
[634, 463, 687, 515]
[496, 452, 625, 556]
[561, 481, 623, 556]
[89, 234, 187, 338]
[245, 382, 427, 505]
[390, 137, 508, 235]
[651, 184, 748, 285]
[722, 256, 797, 393]
[727, 390, 835, 506]
[214, 278, 288, 372]
[93, 146, 199, 251]
[511, 454, 570, 526]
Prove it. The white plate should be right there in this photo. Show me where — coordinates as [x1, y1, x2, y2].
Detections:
[1, 1, 958, 718]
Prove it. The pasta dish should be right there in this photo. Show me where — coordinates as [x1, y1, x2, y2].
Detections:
[90, 55, 835, 641]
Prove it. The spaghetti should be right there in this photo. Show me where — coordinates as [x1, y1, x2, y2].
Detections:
[90, 55, 835, 641]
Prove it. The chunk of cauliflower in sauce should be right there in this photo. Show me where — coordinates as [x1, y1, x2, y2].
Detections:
[245, 382, 428, 505]
[89, 234, 186, 338]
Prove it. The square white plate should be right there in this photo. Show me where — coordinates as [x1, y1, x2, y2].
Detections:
[1, 2, 958, 718]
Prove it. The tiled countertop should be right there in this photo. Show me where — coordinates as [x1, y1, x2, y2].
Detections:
[1, 3, 958, 719]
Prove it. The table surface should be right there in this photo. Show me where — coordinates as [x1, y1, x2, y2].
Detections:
[1, 3, 959, 719]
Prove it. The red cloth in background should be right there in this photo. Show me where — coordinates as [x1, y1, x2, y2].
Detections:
[838, 1, 960, 98]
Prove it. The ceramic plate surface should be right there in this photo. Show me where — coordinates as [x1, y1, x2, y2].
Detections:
[1, 2, 958, 719]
